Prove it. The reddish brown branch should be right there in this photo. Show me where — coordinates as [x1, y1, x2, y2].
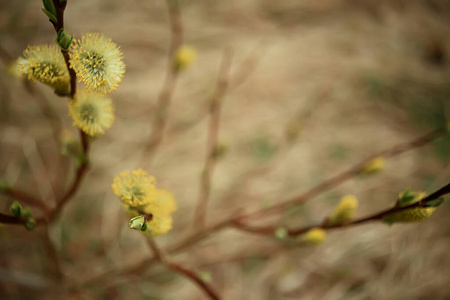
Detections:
[2, 188, 49, 213]
[236, 128, 447, 221]
[233, 183, 450, 237]
[73, 129, 446, 288]
[0, 213, 27, 225]
[147, 239, 221, 300]
[193, 50, 233, 230]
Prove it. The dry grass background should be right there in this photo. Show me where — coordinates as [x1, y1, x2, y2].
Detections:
[0, 0, 450, 299]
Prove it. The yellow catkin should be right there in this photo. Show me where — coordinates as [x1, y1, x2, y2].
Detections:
[143, 189, 177, 218]
[144, 215, 173, 237]
[70, 33, 125, 94]
[174, 45, 196, 70]
[112, 169, 157, 207]
[113, 171, 178, 237]
[68, 90, 115, 137]
[360, 157, 385, 175]
[397, 190, 427, 207]
[327, 195, 358, 226]
[383, 207, 436, 224]
[17, 44, 70, 93]
[298, 228, 326, 246]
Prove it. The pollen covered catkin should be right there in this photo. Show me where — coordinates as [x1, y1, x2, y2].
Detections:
[70, 33, 125, 94]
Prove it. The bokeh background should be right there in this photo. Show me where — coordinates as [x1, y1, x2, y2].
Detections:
[1, 0, 450, 299]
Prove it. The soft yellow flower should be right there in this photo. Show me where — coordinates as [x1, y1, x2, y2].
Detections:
[383, 207, 436, 224]
[360, 157, 385, 175]
[68, 90, 115, 137]
[327, 195, 358, 226]
[70, 33, 125, 94]
[112, 169, 156, 207]
[17, 44, 70, 93]
[144, 215, 173, 237]
[143, 189, 177, 218]
[174, 45, 196, 71]
[298, 228, 326, 246]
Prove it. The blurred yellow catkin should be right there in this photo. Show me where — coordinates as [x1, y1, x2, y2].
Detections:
[298, 228, 326, 246]
[174, 45, 196, 71]
[327, 195, 358, 226]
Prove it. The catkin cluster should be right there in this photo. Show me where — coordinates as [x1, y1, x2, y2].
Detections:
[17, 33, 125, 137]
[112, 169, 177, 236]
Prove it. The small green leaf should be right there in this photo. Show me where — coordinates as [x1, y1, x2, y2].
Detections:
[25, 218, 36, 230]
[129, 216, 145, 230]
[42, 0, 57, 15]
[140, 223, 148, 232]
[56, 29, 74, 51]
[21, 207, 32, 218]
[41, 8, 57, 23]
[275, 227, 287, 240]
[425, 197, 445, 207]
[10, 201, 22, 218]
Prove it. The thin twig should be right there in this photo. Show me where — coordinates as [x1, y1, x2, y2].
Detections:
[45, 0, 90, 222]
[148, 239, 221, 300]
[71, 128, 446, 287]
[236, 128, 447, 221]
[0, 213, 26, 225]
[193, 50, 233, 231]
[1, 188, 48, 213]
[233, 183, 450, 237]
[143, 0, 183, 163]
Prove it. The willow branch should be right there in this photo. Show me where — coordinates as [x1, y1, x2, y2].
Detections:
[236, 128, 447, 221]
[1, 188, 49, 213]
[193, 50, 233, 231]
[43, 0, 90, 222]
[0, 213, 27, 225]
[143, 0, 183, 163]
[147, 239, 221, 300]
[73, 128, 446, 287]
[233, 183, 450, 237]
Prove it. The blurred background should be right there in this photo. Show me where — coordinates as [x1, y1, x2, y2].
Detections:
[0, 0, 450, 299]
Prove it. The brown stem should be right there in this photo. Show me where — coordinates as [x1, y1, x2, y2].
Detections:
[143, 0, 183, 163]
[2, 188, 49, 213]
[193, 50, 233, 231]
[43, 0, 90, 222]
[0, 213, 26, 225]
[72, 129, 446, 288]
[233, 183, 450, 237]
[148, 239, 221, 300]
[236, 128, 447, 221]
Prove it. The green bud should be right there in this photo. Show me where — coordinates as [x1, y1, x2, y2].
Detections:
[21, 207, 32, 218]
[199, 272, 212, 283]
[129, 216, 146, 230]
[56, 29, 74, 51]
[10, 201, 22, 218]
[25, 218, 36, 230]
[42, 0, 57, 23]
[275, 227, 288, 240]
[425, 197, 444, 208]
